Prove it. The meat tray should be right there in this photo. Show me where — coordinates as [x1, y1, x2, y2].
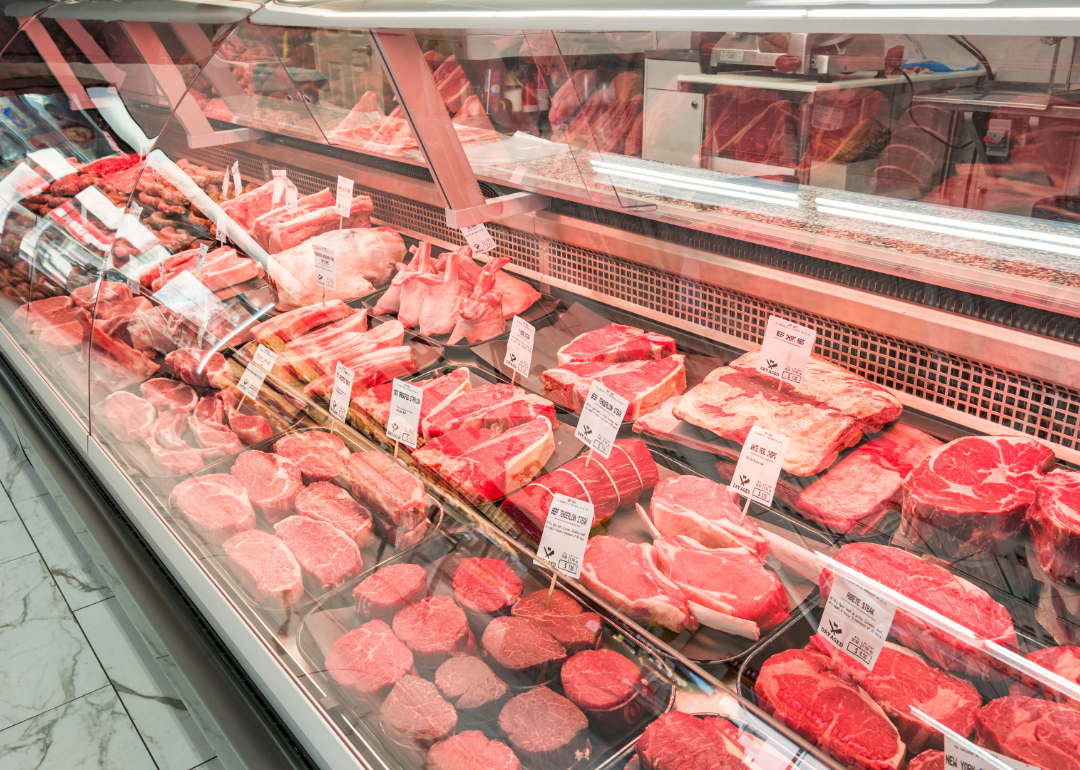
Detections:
[295, 509, 677, 770]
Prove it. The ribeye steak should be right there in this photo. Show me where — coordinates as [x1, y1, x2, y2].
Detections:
[170, 474, 256, 546]
[230, 450, 303, 523]
[222, 529, 303, 608]
[274, 515, 362, 590]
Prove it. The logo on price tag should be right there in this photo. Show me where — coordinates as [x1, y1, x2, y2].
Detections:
[534, 494, 594, 579]
[757, 316, 816, 385]
[237, 344, 278, 400]
[329, 362, 354, 422]
[314, 244, 336, 290]
[272, 170, 286, 204]
[231, 161, 242, 200]
[387, 379, 422, 448]
[196, 243, 208, 276]
[817, 572, 897, 671]
[216, 208, 227, 244]
[461, 223, 496, 254]
[503, 316, 534, 378]
[574, 380, 628, 459]
[729, 425, 789, 508]
[285, 179, 298, 214]
[335, 175, 354, 218]
[127, 278, 140, 296]
[944, 736, 1039, 770]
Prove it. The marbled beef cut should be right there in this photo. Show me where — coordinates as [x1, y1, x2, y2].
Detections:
[222, 530, 303, 608]
[974, 695, 1080, 770]
[354, 563, 429, 622]
[1028, 470, 1080, 587]
[273, 431, 350, 482]
[428, 731, 521, 770]
[481, 616, 566, 688]
[561, 649, 644, 733]
[498, 687, 590, 770]
[435, 654, 511, 723]
[140, 378, 198, 413]
[230, 450, 303, 523]
[1012, 645, 1080, 711]
[636, 713, 747, 770]
[170, 474, 256, 546]
[343, 451, 426, 529]
[392, 595, 476, 669]
[325, 620, 416, 700]
[379, 675, 457, 750]
[453, 558, 523, 616]
[293, 482, 374, 549]
[274, 515, 362, 590]
[510, 590, 602, 656]
[907, 751, 943, 770]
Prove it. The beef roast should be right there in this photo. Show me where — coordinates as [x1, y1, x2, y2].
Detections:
[293, 481, 374, 549]
[170, 474, 256, 545]
[230, 450, 303, 523]
[636, 712, 747, 770]
[325, 620, 416, 700]
[498, 687, 590, 770]
[561, 649, 642, 732]
[481, 616, 567, 688]
[435, 654, 511, 722]
[974, 695, 1080, 770]
[511, 590, 602, 656]
[274, 515, 362, 590]
[1029, 470, 1080, 586]
[343, 451, 426, 529]
[273, 431, 350, 482]
[428, 731, 521, 770]
[453, 558, 523, 616]
[222, 530, 303, 608]
[392, 595, 476, 669]
[379, 675, 457, 750]
[354, 563, 429, 622]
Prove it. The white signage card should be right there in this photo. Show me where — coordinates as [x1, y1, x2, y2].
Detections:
[534, 494, 594, 579]
[335, 175, 354, 218]
[272, 170, 286, 204]
[129, 203, 142, 219]
[461, 222, 496, 254]
[221, 167, 230, 200]
[237, 344, 278, 400]
[127, 278, 140, 296]
[157, 258, 166, 284]
[216, 209, 227, 243]
[816, 573, 897, 672]
[944, 736, 1039, 770]
[729, 424, 790, 508]
[503, 315, 534, 378]
[386, 378, 422, 448]
[756, 315, 817, 386]
[329, 362, 354, 422]
[314, 244, 336, 290]
[284, 179, 298, 214]
[230, 161, 242, 200]
[574, 380, 628, 459]
[27, 148, 78, 180]
[196, 243, 209, 276]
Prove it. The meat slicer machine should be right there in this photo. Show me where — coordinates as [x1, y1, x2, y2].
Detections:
[708, 33, 892, 80]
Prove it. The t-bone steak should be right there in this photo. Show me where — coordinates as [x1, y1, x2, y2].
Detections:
[229, 450, 303, 523]
[353, 563, 429, 622]
[392, 595, 477, 669]
[434, 654, 511, 722]
[222, 530, 303, 608]
[556, 323, 676, 365]
[273, 515, 362, 590]
[498, 687, 590, 770]
[324, 620, 417, 700]
[453, 558, 523, 617]
[542, 355, 686, 421]
[139, 378, 198, 413]
[292, 481, 374, 549]
[273, 431, 350, 482]
[427, 730, 521, 770]
[481, 616, 567, 688]
[379, 675, 457, 750]
[974, 695, 1080, 770]
[170, 474, 256, 546]
[1028, 469, 1080, 586]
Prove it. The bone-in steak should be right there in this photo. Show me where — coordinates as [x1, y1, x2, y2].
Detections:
[140, 378, 198, 413]
[636, 712, 748, 770]
[170, 474, 256, 546]
[353, 367, 471, 432]
[428, 730, 521, 770]
[511, 590, 602, 656]
[648, 474, 766, 558]
[498, 687, 590, 770]
[343, 451, 426, 529]
[274, 515, 362, 590]
[435, 654, 511, 720]
[1028, 470, 1080, 586]
[353, 563, 429, 623]
[542, 356, 686, 422]
[222, 529, 303, 608]
[481, 616, 567, 688]
[380, 675, 457, 749]
[230, 450, 303, 523]
[556, 323, 676, 365]
[324, 619, 416, 700]
[392, 595, 476, 669]
[421, 383, 555, 441]
[453, 558, 523, 616]
[273, 431, 350, 482]
[974, 695, 1080, 770]
[293, 481, 374, 549]
[104, 391, 156, 442]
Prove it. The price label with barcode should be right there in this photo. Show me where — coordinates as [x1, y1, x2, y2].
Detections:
[129, 203, 142, 219]
[272, 170, 286, 204]
[945, 736, 1039, 770]
[574, 380, 627, 459]
[816, 573, 896, 672]
[756, 315, 816, 386]
[314, 244, 335, 290]
[231, 161, 242, 200]
[386, 379, 422, 448]
[237, 344, 278, 400]
[216, 208, 226, 243]
[335, 175, 353, 218]
[329, 362, 354, 422]
[285, 179, 298, 214]
[503, 315, 534, 378]
[534, 494, 594, 579]
[729, 425, 789, 508]
[461, 222, 496, 254]
[196, 243, 208, 276]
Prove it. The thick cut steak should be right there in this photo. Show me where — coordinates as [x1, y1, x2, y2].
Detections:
[222, 530, 303, 608]
[435, 655, 511, 720]
[380, 675, 457, 749]
[164, 348, 231, 389]
[674, 367, 863, 476]
[511, 590, 602, 656]
[636, 712, 747, 770]
[267, 195, 374, 253]
[806, 635, 982, 753]
[481, 616, 567, 687]
[556, 323, 676, 365]
[647, 475, 767, 559]
[542, 355, 686, 422]
[822, 543, 1018, 680]
[325, 620, 416, 700]
[393, 595, 477, 669]
[498, 687, 590, 770]
[560, 648, 640, 713]
[140, 379, 198, 413]
[1029, 470, 1080, 586]
[273, 431, 350, 482]
[581, 536, 696, 634]
[453, 558, 523, 616]
[974, 695, 1080, 770]
[274, 515, 362, 590]
[421, 383, 555, 441]
[353, 563, 429, 622]
[427, 731, 521, 770]
[901, 435, 1057, 558]
[908, 752, 943, 770]
[104, 391, 155, 442]
[170, 474, 256, 546]
[293, 482, 374, 549]
[353, 367, 471, 431]
[251, 300, 356, 345]
[230, 451, 303, 523]
[343, 451, 426, 530]
[1013, 645, 1080, 710]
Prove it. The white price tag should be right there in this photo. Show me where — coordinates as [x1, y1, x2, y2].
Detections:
[231, 161, 242, 200]
[574, 380, 628, 459]
[314, 244, 336, 290]
[157, 259, 167, 284]
[461, 223, 496, 254]
[221, 167, 230, 200]
[503, 315, 534, 378]
[729, 424, 789, 507]
[216, 209, 227, 243]
[944, 736, 1039, 770]
[534, 494, 594, 579]
[196, 243, 208, 276]
[285, 180, 298, 214]
[127, 278, 140, 296]
[386, 378, 422, 448]
[811, 103, 847, 131]
[329, 362, 354, 422]
[817, 573, 897, 672]
[272, 170, 286, 204]
[129, 203, 142, 219]
[718, 49, 745, 63]
[237, 344, 278, 400]
[335, 175, 354, 218]
[756, 316, 816, 386]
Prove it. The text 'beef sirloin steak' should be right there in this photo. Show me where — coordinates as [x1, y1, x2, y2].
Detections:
[673, 367, 863, 476]
[380, 675, 458, 750]
[581, 536, 696, 634]
[806, 634, 982, 754]
[392, 595, 477, 669]
[907, 751, 943, 770]
[421, 383, 556, 442]
[273, 431, 350, 482]
[498, 687, 590, 770]
[974, 695, 1080, 770]
[343, 451, 426, 530]
[453, 558, 524, 617]
[511, 590, 602, 656]
[756, 649, 904, 770]
[561, 649, 643, 731]
[170, 474, 256, 546]
[1028, 470, 1080, 586]
[901, 436, 1057, 558]
[435, 654, 511, 721]
[324, 620, 417, 700]
[481, 616, 567, 688]
[647, 474, 767, 558]
[542, 355, 687, 422]
[354, 563, 429, 623]
[222, 530, 303, 608]
[230, 450, 303, 524]
[353, 367, 471, 431]
[140, 378, 198, 413]
[428, 730, 521, 770]
[556, 323, 676, 366]
[293, 482, 374, 549]
[273, 515, 362, 590]
[104, 391, 155, 442]
[822, 544, 1018, 680]
[1012, 645, 1080, 710]
[636, 712, 748, 770]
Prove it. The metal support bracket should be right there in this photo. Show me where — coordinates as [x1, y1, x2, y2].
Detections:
[187, 127, 265, 149]
[446, 191, 548, 229]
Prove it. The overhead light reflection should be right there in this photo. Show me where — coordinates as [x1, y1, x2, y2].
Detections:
[196, 303, 275, 375]
[591, 160, 799, 208]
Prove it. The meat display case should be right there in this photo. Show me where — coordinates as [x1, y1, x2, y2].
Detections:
[2, 1, 1080, 769]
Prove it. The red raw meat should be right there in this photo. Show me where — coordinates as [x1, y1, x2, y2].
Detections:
[152, 409, 189, 452]
[274, 515, 362, 590]
[302, 345, 416, 400]
[511, 590, 602, 656]
[278, 311, 370, 377]
[222, 529, 303, 608]
[481, 617, 567, 687]
[646, 474, 766, 558]
[293, 481, 374, 549]
[421, 383, 555, 441]
[353, 563, 429, 623]
[170, 474, 256, 546]
[251, 300, 356, 346]
[560, 648, 640, 714]
[636, 713, 747, 770]
[492, 269, 540, 321]
[556, 323, 676, 365]
[325, 620, 417, 700]
[908, 752, 943, 770]
[250, 189, 335, 249]
[393, 595, 477, 669]
[542, 355, 687, 422]
[220, 389, 275, 446]
[165, 349, 231, 389]
[380, 676, 457, 750]
[104, 391, 155, 442]
[352, 367, 470, 431]
[974, 695, 1080, 770]
[725, 99, 798, 167]
[266, 195, 374, 254]
[395, 243, 437, 329]
[498, 687, 590, 770]
[71, 280, 131, 309]
[427, 731, 520, 770]
[452, 558, 523, 616]
[434, 658, 511, 720]
[146, 434, 205, 476]
[416, 248, 473, 337]
[432, 55, 475, 113]
[1012, 645, 1080, 711]
[1028, 470, 1080, 586]
[187, 414, 243, 459]
[288, 318, 403, 383]
[194, 396, 225, 427]
[273, 431, 350, 482]
[220, 180, 275, 231]
[230, 450, 303, 523]
[139, 379, 198, 413]
[901, 435, 1057, 558]
[343, 451, 426, 529]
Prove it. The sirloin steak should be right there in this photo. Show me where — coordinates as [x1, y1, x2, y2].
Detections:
[1028, 470, 1080, 586]
[324, 620, 417, 700]
[498, 687, 590, 770]
[292, 482, 374, 549]
[974, 695, 1080, 770]
[273, 431, 350, 482]
[542, 356, 686, 422]
[170, 474, 256, 546]
[230, 450, 303, 523]
[222, 530, 303, 608]
[908, 752, 943, 770]
[273, 515, 362, 590]
[427, 731, 521, 770]
[353, 563, 429, 622]
[392, 595, 476, 669]
[380, 675, 457, 749]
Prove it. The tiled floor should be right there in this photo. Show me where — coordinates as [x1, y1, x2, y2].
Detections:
[0, 421, 220, 770]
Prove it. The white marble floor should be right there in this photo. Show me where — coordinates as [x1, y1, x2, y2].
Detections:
[0, 421, 220, 770]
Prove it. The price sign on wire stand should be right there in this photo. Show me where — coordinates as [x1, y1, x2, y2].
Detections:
[157, 258, 166, 285]
[237, 344, 278, 400]
[534, 494, 594, 580]
[272, 170, 286, 204]
[756, 315, 816, 388]
[314, 244, 336, 291]
[815, 571, 896, 672]
[129, 203, 142, 219]
[386, 378, 422, 449]
[329, 362, 354, 423]
[231, 161, 242, 200]
[729, 424, 789, 522]
[944, 735, 1039, 770]
[503, 315, 534, 382]
[195, 243, 208, 276]
[574, 380, 627, 460]
[461, 222, 496, 254]
[335, 175, 353, 218]
[216, 209, 227, 244]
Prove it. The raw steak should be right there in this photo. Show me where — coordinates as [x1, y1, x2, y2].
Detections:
[674, 367, 863, 476]
[140, 379, 198, 413]
[511, 590, 602, 656]
[412, 417, 555, 503]
[153, 409, 189, 451]
[220, 179, 275, 231]
[542, 355, 686, 422]
[170, 474, 256, 546]
[380, 675, 457, 749]
[796, 423, 942, 536]
[756, 648, 904, 770]
[636, 712, 747, 770]
[908, 752, 943, 770]
[481, 616, 567, 687]
[187, 414, 243, 459]
[372, 515, 429, 550]
[230, 450, 303, 523]
[434, 655, 511, 720]
[974, 695, 1080, 770]
[278, 311, 369, 377]
[251, 300, 356, 345]
[580, 536, 696, 634]
[632, 396, 738, 458]
[901, 435, 1057, 558]
[343, 451, 426, 529]
[560, 648, 640, 714]
[302, 344, 416, 400]
[273, 431, 350, 482]
[821, 543, 1018, 680]
[267, 195, 374, 254]
[647, 474, 767, 559]
[1012, 645, 1080, 710]
[501, 439, 658, 538]
[453, 558, 523, 616]
[353, 563, 429, 622]
[498, 687, 590, 770]
[221, 530, 302, 608]
[324, 620, 416, 700]
[428, 731, 521, 770]
[806, 634, 982, 754]
[1028, 470, 1080, 586]
[104, 391, 155, 442]
[421, 383, 555, 442]
[352, 367, 470, 431]
[393, 595, 477, 669]
[556, 323, 676, 365]
[293, 482, 374, 548]
[146, 434, 205, 475]
[165, 348, 231, 389]
[274, 515, 362, 590]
